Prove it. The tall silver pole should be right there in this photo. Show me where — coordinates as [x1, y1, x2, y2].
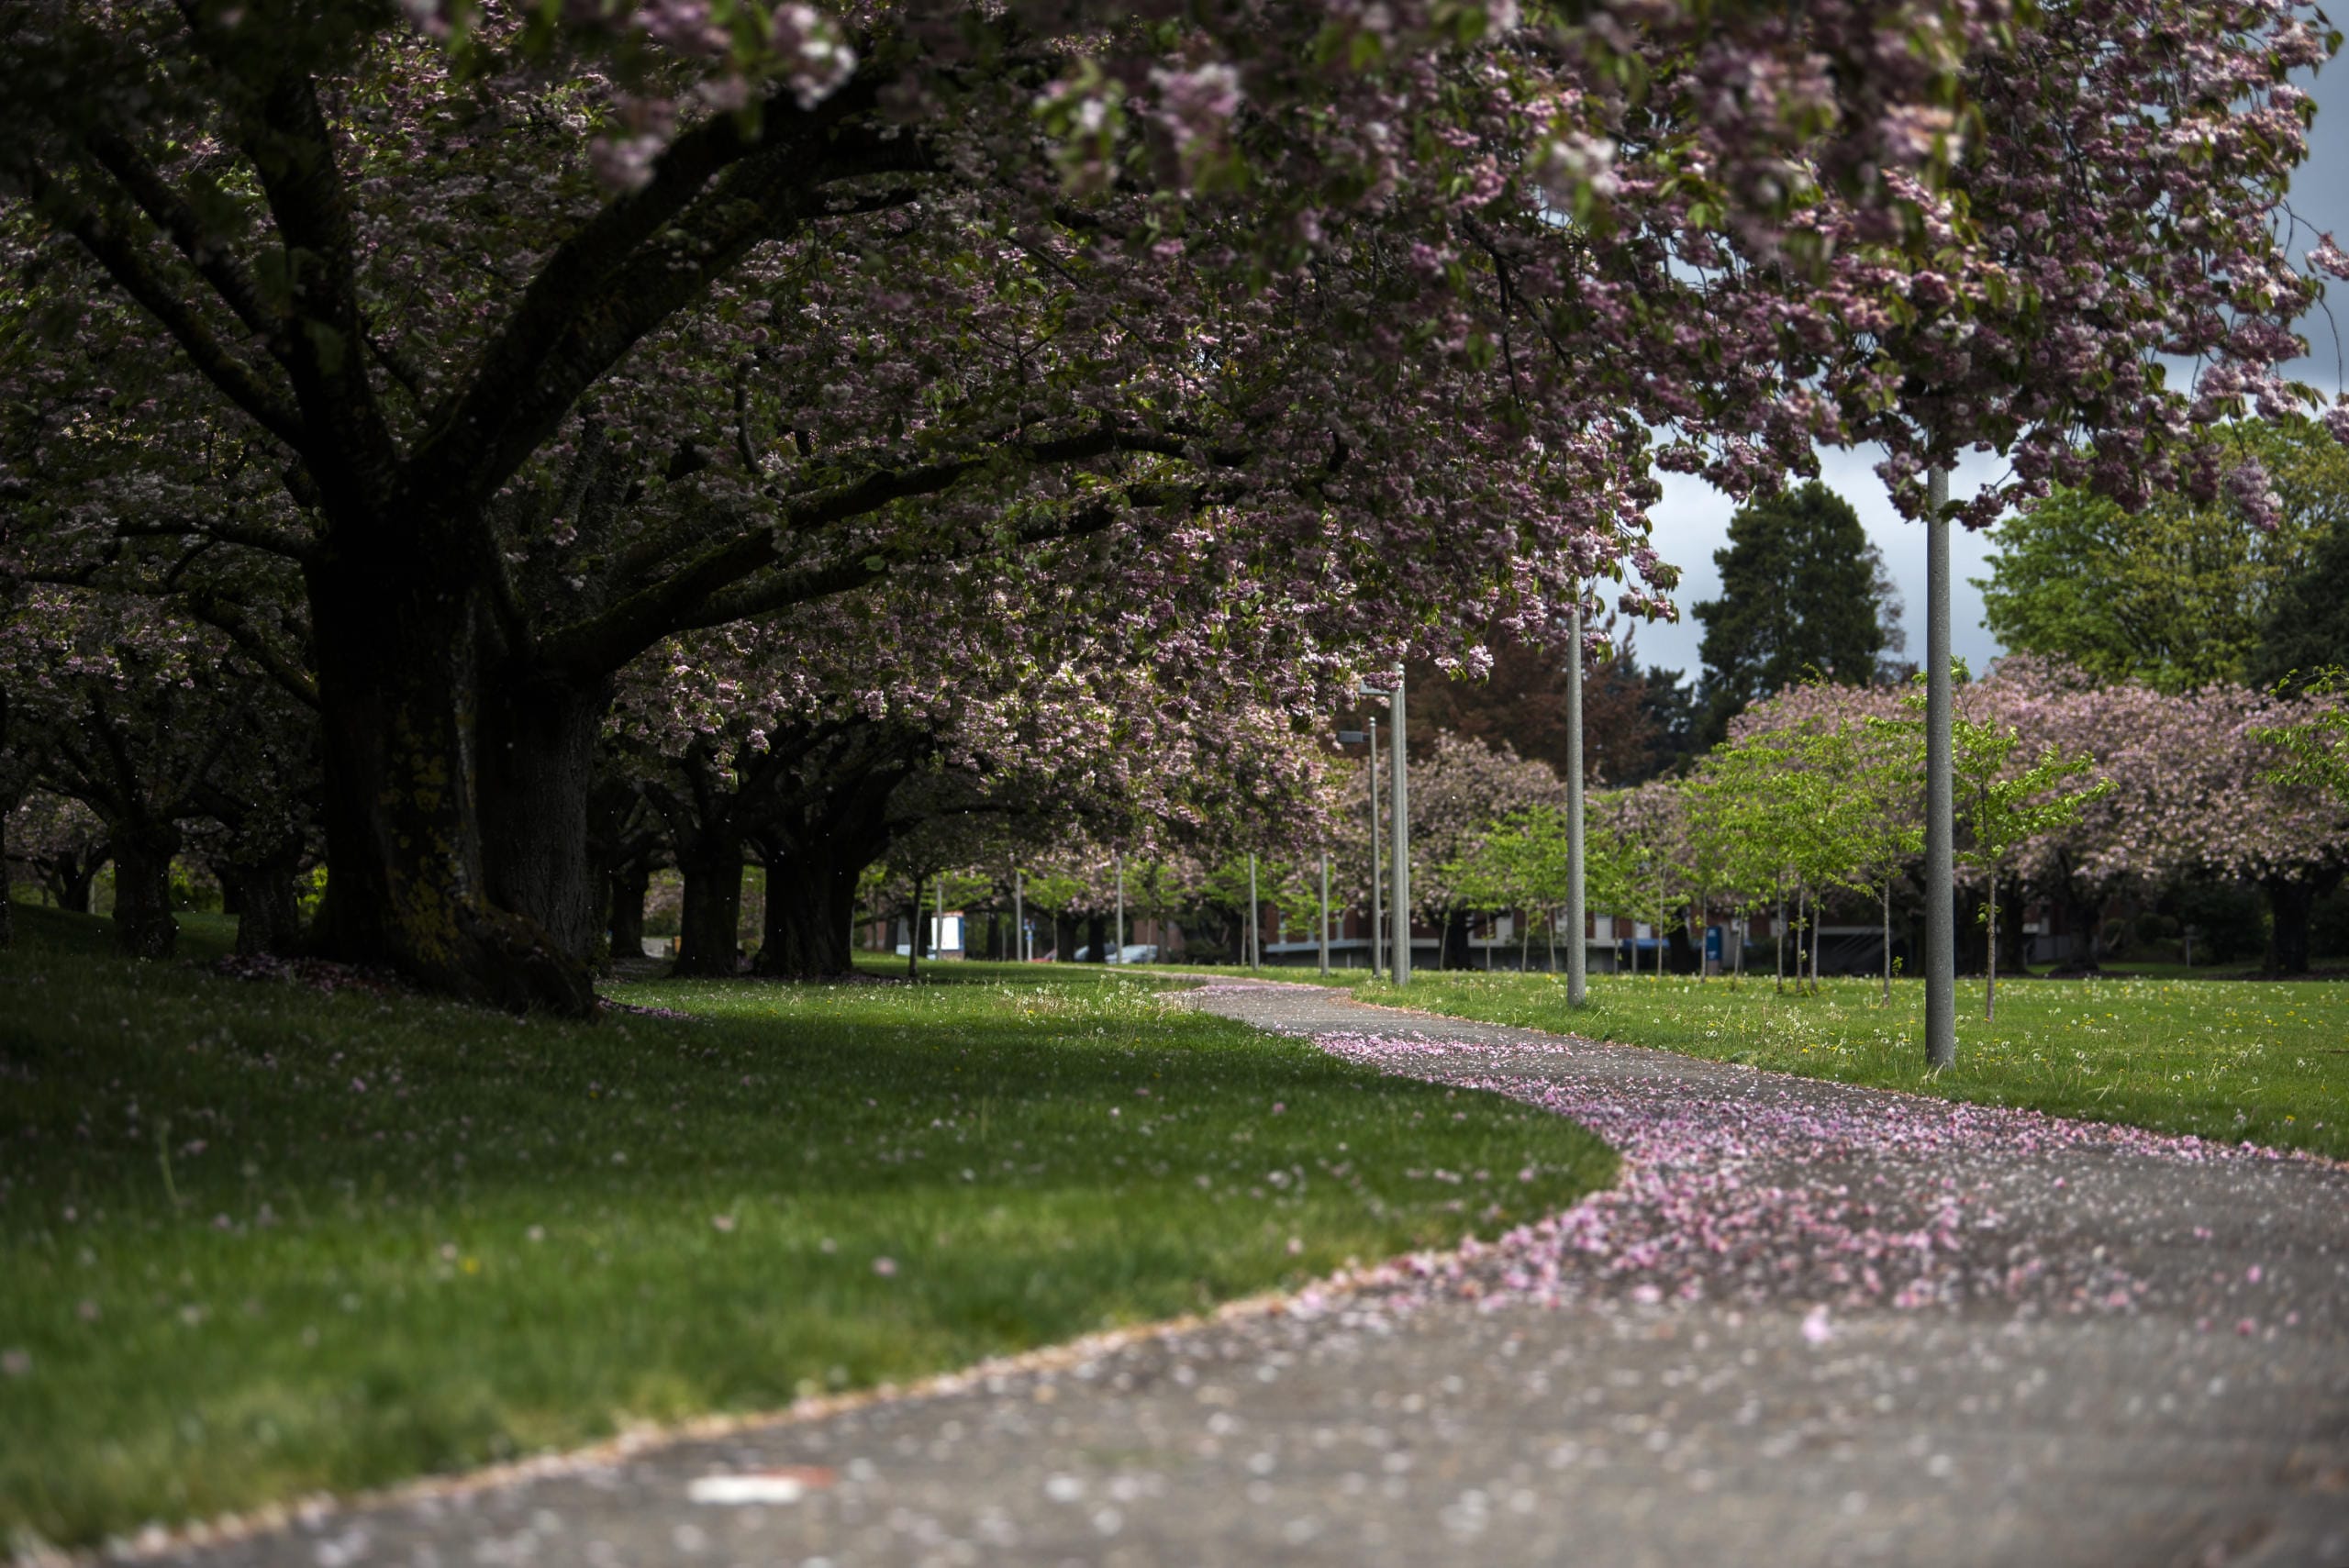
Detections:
[1369, 716, 1384, 979]
[1391, 670, 1411, 986]
[1925, 462, 1957, 1070]
[1319, 851, 1330, 974]
[1566, 591, 1587, 1005]
[1115, 854, 1126, 964]
[1015, 868, 1025, 962]
[1247, 851, 1259, 969]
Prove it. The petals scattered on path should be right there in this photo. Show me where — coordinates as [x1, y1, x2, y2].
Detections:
[1300, 1027, 2310, 1326]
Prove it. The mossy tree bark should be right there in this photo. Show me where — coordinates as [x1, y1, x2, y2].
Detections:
[607, 861, 652, 963]
[479, 671, 612, 968]
[753, 848, 862, 979]
[306, 553, 597, 1013]
[109, 823, 182, 961]
[672, 844, 746, 976]
[2264, 871, 2341, 975]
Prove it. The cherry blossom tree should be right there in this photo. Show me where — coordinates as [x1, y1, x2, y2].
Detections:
[608, 559, 1347, 976]
[0, 586, 310, 957]
[3, 0, 2335, 1008]
[2123, 680, 2349, 973]
[1714, 659, 2349, 977]
[3, 793, 108, 917]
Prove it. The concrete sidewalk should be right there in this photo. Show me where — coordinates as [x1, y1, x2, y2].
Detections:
[105, 981, 2349, 1568]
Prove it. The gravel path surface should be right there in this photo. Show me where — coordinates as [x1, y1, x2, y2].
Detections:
[102, 981, 2349, 1568]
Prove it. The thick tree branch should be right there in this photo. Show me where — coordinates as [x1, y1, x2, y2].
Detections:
[84, 128, 280, 346]
[240, 69, 400, 497]
[538, 428, 1220, 673]
[410, 72, 931, 514]
[363, 324, 431, 407]
[184, 589, 321, 710]
[676, 479, 1217, 633]
[731, 359, 763, 473]
[24, 163, 306, 451]
[115, 514, 317, 564]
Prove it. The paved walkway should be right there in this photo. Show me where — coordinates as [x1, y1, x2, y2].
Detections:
[116, 982, 2349, 1567]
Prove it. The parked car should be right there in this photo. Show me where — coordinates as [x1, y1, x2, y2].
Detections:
[1118, 944, 1160, 964]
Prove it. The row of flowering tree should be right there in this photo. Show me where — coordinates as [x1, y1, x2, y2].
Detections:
[1441, 660, 2349, 1010]
[1, 552, 1359, 974]
[874, 652, 2349, 991]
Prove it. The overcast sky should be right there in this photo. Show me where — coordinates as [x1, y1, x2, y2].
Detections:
[1627, 61, 2349, 684]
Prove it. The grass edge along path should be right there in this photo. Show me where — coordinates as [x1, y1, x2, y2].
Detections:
[0, 927, 1611, 1551]
[1338, 970, 2349, 1164]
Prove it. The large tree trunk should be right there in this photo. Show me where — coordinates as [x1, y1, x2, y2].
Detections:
[110, 824, 181, 961]
[227, 840, 306, 957]
[672, 845, 745, 976]
[1441, 906, 1470, 969]
[607, 860, 651, 962]
[1086, 912, 1108, 962]
[2264, 872, 2341, 974]
[52, 853, 102, 914]
[306, 558, 594, 1013]
[479, 670, 610, 965]
[752, 845, 862, 980]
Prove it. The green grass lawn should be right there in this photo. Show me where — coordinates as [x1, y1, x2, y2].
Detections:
[1350, 970, 2349, 1162]
[5, 898, 239, 962]
[0, 920, 1609, 1551]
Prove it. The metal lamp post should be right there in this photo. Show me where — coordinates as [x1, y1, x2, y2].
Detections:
[1367, 716, 1384, 978]
[1566, 590, 1586, 1005]
[1247, 852, 1259, 969]
[1924, 462, 1956, 1070]
[1389, 669, 1409, 986]
[1115, 853, 1126, 965]
[1015, 868, 1026, 962]
[1319, 851, 1330, 973]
